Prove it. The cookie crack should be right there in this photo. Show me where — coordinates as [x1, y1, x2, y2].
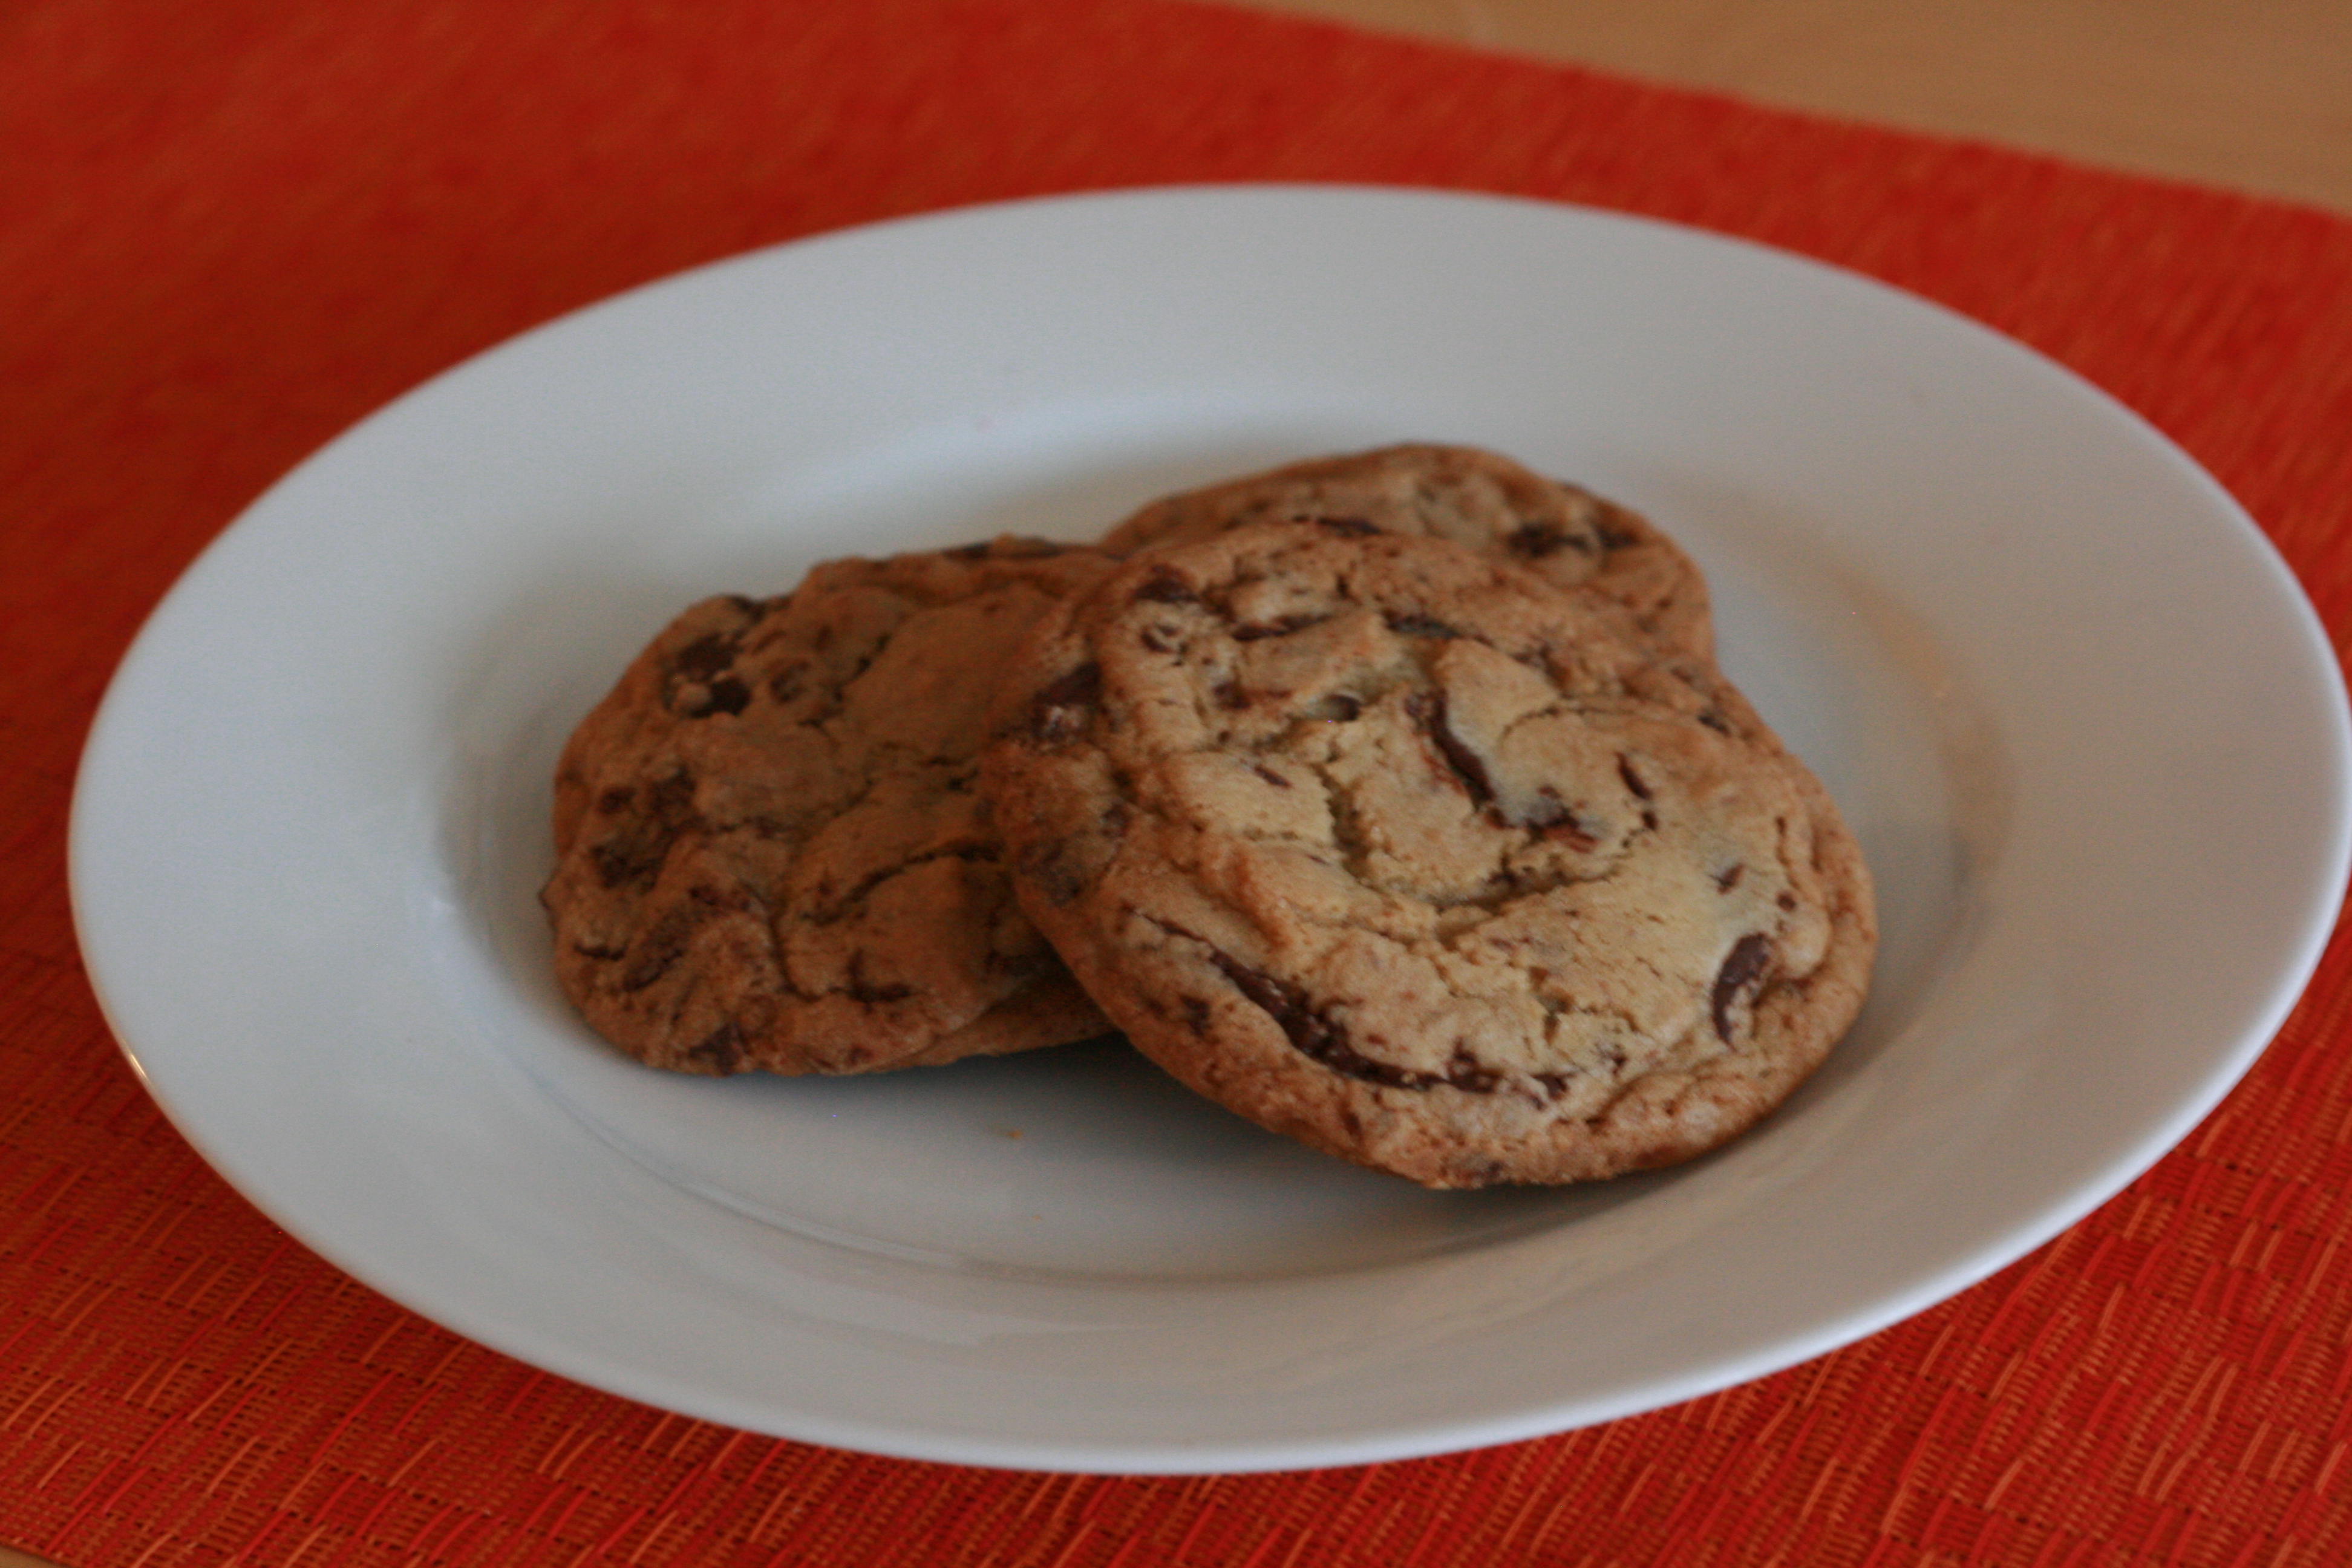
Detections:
[805, 840, 996, 926]
[1423, 863, 1623, 928]
[795, 641, 890, 729]
[1140, 915, 1509, 1096]
[1296, 756, 1376, 881]
[1285, 751, 1623, 916]
[1711, 932, 1772, 1042]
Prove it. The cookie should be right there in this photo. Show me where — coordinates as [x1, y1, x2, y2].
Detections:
[543, 537, 1117, 1076]
[1100, 443, 1714, 659]
[982, 521, 1873, 1187]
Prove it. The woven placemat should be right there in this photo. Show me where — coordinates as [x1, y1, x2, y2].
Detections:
[5, 0, 2350, 1563]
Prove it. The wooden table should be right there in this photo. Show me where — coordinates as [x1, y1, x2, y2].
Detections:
[1250, 0, 2352, 212]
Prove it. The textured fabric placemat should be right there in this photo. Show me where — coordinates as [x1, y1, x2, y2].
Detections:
[6, 1, 2351, 1563]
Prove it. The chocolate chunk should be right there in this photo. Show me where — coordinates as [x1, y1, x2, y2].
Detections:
[1207, 950, 1499, 1094]
[589, 769, 698, 889]
[1520, 791, 1599, 848]
[667, 627, 754, 716]
[1711, 933, 1772, 1042]
[647, 768, 696, 822]
[1504, 521, 1595, 559]
[619, 908, 693, 991]
[1385, 611, 1463, 640]
[1026, 661, 1102, 743]
[590, 840, 652, 889]
[1445, 1047, 1500, 1094]
[702, 676, 751, 716]
[1133, 570, 1197, 604]
[1595, 517, 1639, 550]
[1716, 864, 1744, 892]
[685, 1021, 746, 1073]
[671, 631, 740, 681]
[844, 954, 914, 1004]
[1408, 690, 1495, 808]
[1315, 515, 1379, 537]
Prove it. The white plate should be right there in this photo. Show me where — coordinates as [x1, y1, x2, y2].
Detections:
[70, 186, 2351, 1472]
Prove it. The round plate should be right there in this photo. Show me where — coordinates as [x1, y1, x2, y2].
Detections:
[69, 185, 2351, 1472]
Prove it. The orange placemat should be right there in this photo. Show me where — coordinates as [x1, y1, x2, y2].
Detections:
[6, 1, 2352, 1563]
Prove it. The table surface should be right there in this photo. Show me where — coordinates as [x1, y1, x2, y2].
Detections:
[1248, 0, 2352, 213]
[7, 1, 2351, 1564]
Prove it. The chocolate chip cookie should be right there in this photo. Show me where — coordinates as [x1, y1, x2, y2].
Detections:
[543, 538, 1116, 1075]
[982, 521, 1873, 1187]
[1101, 443, 1714, 660]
